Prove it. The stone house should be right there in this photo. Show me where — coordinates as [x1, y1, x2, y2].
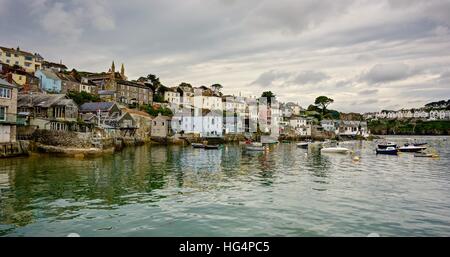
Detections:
[151, 113, 172, 138]
[17, 93, 79, 131]
[0, 78, 18, 143]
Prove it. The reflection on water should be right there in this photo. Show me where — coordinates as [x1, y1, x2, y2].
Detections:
[1, 136, 450, 236]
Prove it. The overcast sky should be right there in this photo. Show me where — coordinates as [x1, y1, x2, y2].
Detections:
[1, 0, 450, 112]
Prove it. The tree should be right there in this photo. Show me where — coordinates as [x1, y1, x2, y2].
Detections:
[261, 91, 276, 105]
[314, 96, 334, 115]
[211, 84, 223, 92]
[66, 91, 101, 105]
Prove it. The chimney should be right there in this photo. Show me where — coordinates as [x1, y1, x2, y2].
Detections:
[16, 46, 20, 51]
[6, 73, 13, 84]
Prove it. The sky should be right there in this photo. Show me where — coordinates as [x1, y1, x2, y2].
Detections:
[1, 0, 450, 113]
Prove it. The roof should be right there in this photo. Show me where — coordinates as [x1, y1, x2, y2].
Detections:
[116, 79, 150, 89]
[42, 61, 68, 70]
[98, 90, 115, 95]
[17, 94, 68, 108]
[153, 113, 171, 121]
[80, 102, 116, 112]
[0, 78, 17, 88]
[202, 108, 223, 116]
[123, 108, 152, 118]
[37, 69, 61, 81]
[56, 73, 79, 83]
[0, 46, 36, 58]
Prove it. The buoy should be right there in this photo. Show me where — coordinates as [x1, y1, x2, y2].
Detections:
[353, 156, 360, 162]
[67, 233, 80, 237]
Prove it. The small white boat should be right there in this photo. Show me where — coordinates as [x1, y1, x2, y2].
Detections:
[245, 145, 265, 151]
[398, 145, 426, 153]
[296, 142, 309, 149]
[321, 147, 351, 154]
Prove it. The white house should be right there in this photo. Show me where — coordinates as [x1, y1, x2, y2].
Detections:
[171, 108, 223, 137]
[338, 121, 369, 137]
[321, 119, 339, 134]
[164, 88, 181, 112]
[289, 116, 312, 136]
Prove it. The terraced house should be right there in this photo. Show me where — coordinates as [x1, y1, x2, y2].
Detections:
[0, 78, 18, 143]
[0, 46, 43, 73]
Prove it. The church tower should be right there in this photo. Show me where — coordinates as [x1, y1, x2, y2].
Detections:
[120, 63, 126, 80]
[106, 61, 117, 91]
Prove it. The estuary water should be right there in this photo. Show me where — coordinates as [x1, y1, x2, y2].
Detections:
[1, 136, 450, 237]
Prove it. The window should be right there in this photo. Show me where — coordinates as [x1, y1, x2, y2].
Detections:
[25, 56, 32, 61]
[25, 62, 31, 67]
[6, 59, 10, 63]
[15, 61, 19, 65]
[0, 106, 6, 121]
[6, 52, 11, 57]
[0, 87, 11, 98]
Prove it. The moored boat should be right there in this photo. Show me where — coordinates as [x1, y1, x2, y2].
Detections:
[414, 153, 435, 158]
[377, 142, 397, 149]
[296, 142, 309, 149]
[204, 145, 220, 150]
[398, 145, 427, 153]
[321, 147, 351, 154]
[192, 143, 205, 148]
[376, 146, 398, 155]
[245, 145, 265, 151]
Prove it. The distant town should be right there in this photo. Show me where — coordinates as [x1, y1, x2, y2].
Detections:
[1, 45, 449, 157]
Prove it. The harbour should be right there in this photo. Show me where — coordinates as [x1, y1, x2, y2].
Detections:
[1, 135, 449, 237]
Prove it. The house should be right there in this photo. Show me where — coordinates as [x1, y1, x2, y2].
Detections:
[151, 113, 172, 138]
[35, 69, 62, 93]
[124, 108, 153, 139]
[321, 119, 339, 134]
[116, 80, 153, 106]
[0, 46, 43, 73]
[164, 88, 181, 111]
[171, 108, 223, 137]
[289, 116, 312, 136]
[79, 102, 121, 121]
[338, 120, 369, 137]
[0, 78, 18, 143]
[79, 101, 135, 129]
[17, 94, 79, 131]
[42, 61, 67, 72]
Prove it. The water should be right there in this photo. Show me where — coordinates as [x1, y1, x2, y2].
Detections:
[1, 136, 450, 237]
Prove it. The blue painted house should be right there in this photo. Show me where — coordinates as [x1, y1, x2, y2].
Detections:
[35, 69, 62, 93]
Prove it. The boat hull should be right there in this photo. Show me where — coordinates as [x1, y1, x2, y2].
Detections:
[204, 145, 219, 150]
[376, 149, 398, 155]
[296, 143, 309, 149]
[321, 147, 350, 154]
[192, 143, 205, 148]
[398, 147, 426, 153]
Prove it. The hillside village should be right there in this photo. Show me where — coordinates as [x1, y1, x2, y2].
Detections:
[2, 45, 447, 155]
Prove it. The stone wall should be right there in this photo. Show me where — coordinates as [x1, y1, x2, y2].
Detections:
[32, 129, 92, 148]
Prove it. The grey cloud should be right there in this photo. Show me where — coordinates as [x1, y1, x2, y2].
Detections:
[358, 89, 379, 95]
[250, 70, 290, 87]
[290, 71, 329, 85]
[362, 63, 411, 84]
[1, 0, 450, 112]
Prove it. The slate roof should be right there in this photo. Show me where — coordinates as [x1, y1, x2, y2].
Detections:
[0, 78, 17, 88]
[17, 94, 67, 108]
[37, 69, 61, 81]
[80, 102, 116, 112]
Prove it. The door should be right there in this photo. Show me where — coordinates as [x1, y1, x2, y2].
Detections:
[0, 126, 11, 143]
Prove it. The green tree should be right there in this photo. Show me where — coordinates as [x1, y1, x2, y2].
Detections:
[66, 91, 101, 105]
[261, 91, 276, 105]
[314, 96, 334, 115]
[211, 84, 223, 92]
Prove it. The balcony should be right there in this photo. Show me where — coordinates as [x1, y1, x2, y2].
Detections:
[0, 113, 18, 125]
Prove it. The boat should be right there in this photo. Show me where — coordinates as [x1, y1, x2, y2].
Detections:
[296, 142, 309, 149]
[192, 143, 205, 148]
[414, 153, 435, 158]
[412, 142, 427, 147]
[204, 145, 219, 150]
[245, 145, 265, 151]
[398, 145, 427, 153]
[320, 147, 351, 154]
[376, 146, 398, 155]
[377, 142, 397, 149]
